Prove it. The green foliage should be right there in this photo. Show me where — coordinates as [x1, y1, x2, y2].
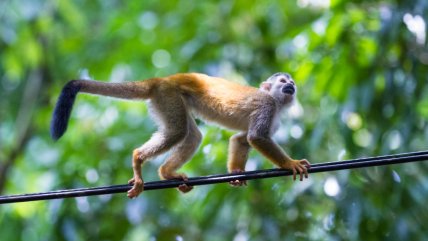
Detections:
[1, 0, 428, 240]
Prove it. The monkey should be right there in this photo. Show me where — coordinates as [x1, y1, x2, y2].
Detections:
[50, 72, 311, 198]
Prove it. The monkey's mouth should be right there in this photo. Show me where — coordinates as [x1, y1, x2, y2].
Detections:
[282, 85, 295, 95]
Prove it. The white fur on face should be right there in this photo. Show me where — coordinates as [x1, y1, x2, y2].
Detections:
[266, 73, 296, 106]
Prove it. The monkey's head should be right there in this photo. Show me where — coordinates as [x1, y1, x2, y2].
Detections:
[260, 72, 296, 106]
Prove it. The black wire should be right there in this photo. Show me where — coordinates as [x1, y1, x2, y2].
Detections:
[1, 150, 427, 204]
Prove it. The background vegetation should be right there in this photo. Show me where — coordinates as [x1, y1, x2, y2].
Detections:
[1, 0, 427, 240]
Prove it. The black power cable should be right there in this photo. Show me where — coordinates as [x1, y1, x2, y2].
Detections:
[1, 150, 427, 204]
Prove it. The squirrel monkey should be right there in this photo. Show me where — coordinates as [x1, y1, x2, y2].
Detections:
[51, 72, 310, 198]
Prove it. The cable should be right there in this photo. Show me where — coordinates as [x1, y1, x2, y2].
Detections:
[1, 150, 427, 204]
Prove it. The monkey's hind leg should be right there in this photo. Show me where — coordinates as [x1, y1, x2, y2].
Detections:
[127, 95, 189, 198]
[158, 117, 202, 193]
[227, 132, 251, 187]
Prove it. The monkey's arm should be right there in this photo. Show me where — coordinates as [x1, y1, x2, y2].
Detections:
[247, 105, 310, 181]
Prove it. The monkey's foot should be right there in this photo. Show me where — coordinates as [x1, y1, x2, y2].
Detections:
[127, 177, 144, 198]
[174, 174, 193, 193]
[160, 172, 194, 193]
[229, 169, 247, 187]
[178, 184, 193, 193]
[282, 159, 311, 181]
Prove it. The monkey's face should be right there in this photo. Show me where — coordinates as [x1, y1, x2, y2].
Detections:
[261, 73, 296, 105]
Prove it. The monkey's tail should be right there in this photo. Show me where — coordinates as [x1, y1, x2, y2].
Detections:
[50, 79, 155, 140]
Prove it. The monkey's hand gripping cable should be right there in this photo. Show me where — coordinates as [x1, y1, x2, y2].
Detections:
[1, 150, 428, 204]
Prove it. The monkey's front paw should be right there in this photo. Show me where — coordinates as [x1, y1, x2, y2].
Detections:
[127, 178, 144, 199]
[229, 169, 247, 187]
[282, 159, 311, 181]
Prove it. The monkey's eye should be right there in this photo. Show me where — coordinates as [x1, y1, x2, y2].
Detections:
[279, 78, 287, 83]
[290, 81, 295, 85]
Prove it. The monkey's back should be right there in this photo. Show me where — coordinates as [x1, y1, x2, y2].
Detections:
[165, 73, 274, 131]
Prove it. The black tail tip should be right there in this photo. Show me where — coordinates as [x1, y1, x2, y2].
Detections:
[50, 114, 67, 141]
[50, 130, 63, 141]
[50, 80, 81, 141]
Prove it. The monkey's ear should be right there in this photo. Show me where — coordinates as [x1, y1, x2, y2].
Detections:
[260, 81, 272, 92]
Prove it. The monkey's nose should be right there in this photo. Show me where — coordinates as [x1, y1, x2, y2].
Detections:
[282, 84, 295, 95]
